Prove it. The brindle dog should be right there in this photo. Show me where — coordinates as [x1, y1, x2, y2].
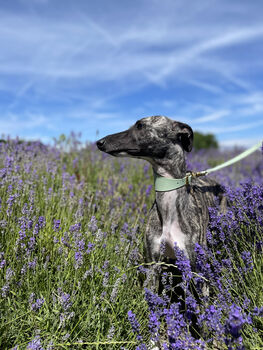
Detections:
[97, 116, 225, 289]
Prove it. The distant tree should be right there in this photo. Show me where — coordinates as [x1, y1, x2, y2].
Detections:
[193, 131, 218, 150]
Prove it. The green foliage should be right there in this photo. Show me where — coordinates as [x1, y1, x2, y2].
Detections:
[0, 140, 153, 349]
[193, 131, 218, 150]
[0, 136, 262, 349]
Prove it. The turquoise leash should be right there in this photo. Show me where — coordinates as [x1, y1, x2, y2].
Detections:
[154, 140, 263, 192]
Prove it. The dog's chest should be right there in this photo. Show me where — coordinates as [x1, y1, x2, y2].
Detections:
[157, 192, 188, 259]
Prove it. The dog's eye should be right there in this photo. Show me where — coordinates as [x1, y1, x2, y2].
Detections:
[136, 122, 143, 130]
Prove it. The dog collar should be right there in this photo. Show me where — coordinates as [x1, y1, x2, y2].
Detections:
[154, 171, 205, 192]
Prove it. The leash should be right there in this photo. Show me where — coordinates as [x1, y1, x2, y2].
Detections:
[154, 140, 262, 192]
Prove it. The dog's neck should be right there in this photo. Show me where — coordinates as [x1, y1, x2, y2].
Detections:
[151, 147, 186, 179]
[150, 147, 188, 223]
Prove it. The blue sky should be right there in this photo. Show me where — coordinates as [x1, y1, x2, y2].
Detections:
[1, 0, 263, 147]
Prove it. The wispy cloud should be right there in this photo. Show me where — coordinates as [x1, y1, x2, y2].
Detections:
[195, 110, 230, 123]
[198, 120, 263, 134]
[220, 138, 262, 148]
[0, 0, 263, 145]
[0, 113, 52, 137]
[143, 26, 263, 87]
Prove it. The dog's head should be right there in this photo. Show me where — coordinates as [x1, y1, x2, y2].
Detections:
[96, 116, 193, 159]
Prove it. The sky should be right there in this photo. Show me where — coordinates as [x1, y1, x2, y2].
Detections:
[0, 0, 263, 147]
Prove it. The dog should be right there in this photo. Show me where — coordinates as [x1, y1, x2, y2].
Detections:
[96, 116, 225, 288]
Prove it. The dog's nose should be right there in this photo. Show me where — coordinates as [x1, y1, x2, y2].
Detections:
[96, 138, 106, 150]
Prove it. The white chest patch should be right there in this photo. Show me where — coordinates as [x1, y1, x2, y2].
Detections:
[156, 191, 188, 259]
[161, 221, 186, 259]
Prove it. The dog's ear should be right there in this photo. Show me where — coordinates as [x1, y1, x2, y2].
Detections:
[174, 122, 193, 152]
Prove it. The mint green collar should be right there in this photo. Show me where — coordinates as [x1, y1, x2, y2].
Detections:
[154, 171, 204, 192]
[154, 140, 262, 192]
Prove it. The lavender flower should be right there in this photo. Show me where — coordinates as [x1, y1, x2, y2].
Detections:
[225, 304, 246, 339]
[198, 304, 224, 339]
[53, 219, 61, 232]
[135, 345, 147, 350]
[27, 336, 44, 350]
[86, 242, 95, 253]
[5, 267, 14, 281]
[185, 294, 199, 321]
[74, 251, 83, 268]
[224, 304, 248, 350]
[110, 277, 121, 303]
[128, 310, 143, 341]
[31, 298, 45, 312]
[174, 243, 192, 283]
[0, 258, 6, 269]
[1, 284, 10, 297]
[252, 306, 263, 317]
[102, 271, 109, 287]
[69, 222, 81, 233]
[144, 288, 167, 311]
[145, 185, 152, 197]
[38, 216, 46, 229]
[107, 325, 115, 340]
[88, 216, 98, 233]
[241, 251, 253, 272]
[148, 311, 160, 341]
[58, 289, 72, 311]
[28, 258, 37, 270]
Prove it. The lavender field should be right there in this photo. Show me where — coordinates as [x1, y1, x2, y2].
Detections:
[0, 136, 262, 350]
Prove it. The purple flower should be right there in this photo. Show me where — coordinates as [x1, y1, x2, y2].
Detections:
[38, 216, 46, 229]
[163, 303, 187, 348]
[62, 333, 70, 340]
[28, 258, 37, 270]
[27, 336, 44, 350]
[174, 243, 192, 283]
[148, 311, 160, 340]
[86, 242, 95, 253]
[107, 325, 115, 340]
[74, 251, 83, 269]
[225, 304, 246, 344]
[136, 345, 147, 350]
[102, 260, 109, 269]
[7, 194, 18, 215]
[185, 294, 199, 321]
[31, 298, 45, 312]
[110, 278, 121, 303]
[61, 293, 71, 310]
[69, 222, 81, 232]
[76, 238, 85, 251]
[102, 271, 109, 287]
[5, 267, 14, 281]
[88, 216, 98, 233]
[144, 288, 167, 311]
[53, 219, 61, 232]
[241, 251, 253, 272]
[145, 185, 152, 197]
[198, 304, 224, 339]
[252, 306, 263, 317]
[58, 289, 72, 311]
[128, 310, 143, 341]
[1, 284, 10, 297]
[0, 259, 6, 269]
